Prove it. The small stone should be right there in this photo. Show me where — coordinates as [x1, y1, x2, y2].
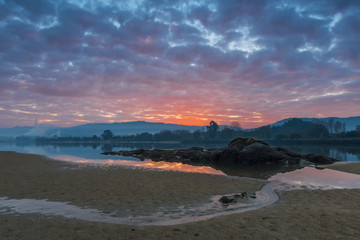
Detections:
[219, 195, 236, 203]
[249, 192, 256, 199]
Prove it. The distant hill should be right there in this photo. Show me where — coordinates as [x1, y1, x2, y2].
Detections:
[0, 121, 204, 138]
[0, 126, 33, 138]
[1, 117, 359, 138]
[270, 116, 360, 131]
[47, 121, 204, 137]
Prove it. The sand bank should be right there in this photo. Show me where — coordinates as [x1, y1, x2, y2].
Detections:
[1, 151, 360, 239]
[324, 162, 360, 175]
[0, 152, 264, 217]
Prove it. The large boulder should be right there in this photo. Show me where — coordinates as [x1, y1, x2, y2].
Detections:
[209, 137, 303, 165]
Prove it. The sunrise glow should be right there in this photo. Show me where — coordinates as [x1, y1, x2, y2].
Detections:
[0, 0, 359, 128]
[54, 155, 225, 175]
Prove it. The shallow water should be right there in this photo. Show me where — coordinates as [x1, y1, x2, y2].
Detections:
[1, 141, 360, 225]
[1, 141, 359, 179]
[269, 166, 360, 190]
[1, 167, 359, 226]
[1, 141, 359, 162]
[53, 154, 226, 175]
[0, 182, 278, 226]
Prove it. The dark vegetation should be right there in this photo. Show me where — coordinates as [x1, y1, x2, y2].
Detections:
[103, 137, 338, 165]
[20, 118, 360, 143]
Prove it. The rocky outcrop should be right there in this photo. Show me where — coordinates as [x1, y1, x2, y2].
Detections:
[102, 137, 338, 165]
[219, 192, 256, 204]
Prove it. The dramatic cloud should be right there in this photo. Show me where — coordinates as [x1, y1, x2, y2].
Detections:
[0, 0, 359, 128]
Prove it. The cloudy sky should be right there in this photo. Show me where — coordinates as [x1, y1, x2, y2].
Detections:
[0, 0, 359, 128]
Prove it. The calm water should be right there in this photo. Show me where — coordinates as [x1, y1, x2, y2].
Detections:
[1, 141, 359, 161]
[272, 144, 360, 162]
[0, 141, 359, 178]
[1, 141, 360, 224]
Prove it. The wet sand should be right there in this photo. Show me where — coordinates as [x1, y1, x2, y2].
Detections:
[324, 162, 360, 175]
[1, 151, 360, 239]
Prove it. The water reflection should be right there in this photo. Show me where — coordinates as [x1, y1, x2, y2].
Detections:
[2, 141, 360, 161]
[208, 162, 302, 179]
[269, 166, 360, 190]
[269, 142, 360, 162]
[0, 141, 360, 177]
[54, 155, 225, 175]
[1, 167, 359, 226]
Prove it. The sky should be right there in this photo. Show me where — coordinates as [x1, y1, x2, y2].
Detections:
[0, 0, 359, 128]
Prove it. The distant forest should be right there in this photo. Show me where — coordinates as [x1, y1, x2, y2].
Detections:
[30, 118, 360, 143]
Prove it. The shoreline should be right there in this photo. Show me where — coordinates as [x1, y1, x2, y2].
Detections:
[1, 151, 360, 239]
[0, 151, 265, 216]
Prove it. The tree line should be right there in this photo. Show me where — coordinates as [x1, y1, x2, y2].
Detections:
[31, 119, 360, 143]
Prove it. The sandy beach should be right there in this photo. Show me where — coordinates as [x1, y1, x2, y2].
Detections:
[1, 151, 360, 239]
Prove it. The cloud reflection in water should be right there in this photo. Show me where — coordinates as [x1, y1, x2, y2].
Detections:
[53, 155, 225, 175]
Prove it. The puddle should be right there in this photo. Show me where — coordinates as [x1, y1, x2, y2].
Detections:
[1, 167, 359, 226]
[269, 166, 360, 190]
[0, 182, 278, 226]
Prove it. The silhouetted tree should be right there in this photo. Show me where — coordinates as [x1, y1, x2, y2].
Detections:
[101, 130, 113, 140]
[289, 132, 303, 139]
[308, 124, 329, 138]
[136, 132, 153, 141]
[207, 121, 219, 138]
[173, 130, 193, 140]
[192, 130, 202, 140]
[275, 134, 287, 140]
[153, 130, 173, 141]
[218, 127, 239, 140]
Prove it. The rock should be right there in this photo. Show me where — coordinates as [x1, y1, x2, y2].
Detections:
[305, 154, 337, 164]
[219, 192, 257, 204]
[248, 192, 256, 199]
[102, 137, 339, 166]
[299, 159, 313, 166]
[133, 148, 145, 154]
[219, 195, 236, 204]
[211, 137, 296, 165]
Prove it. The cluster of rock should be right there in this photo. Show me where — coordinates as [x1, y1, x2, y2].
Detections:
[219, 192, 256, 204]
[102, 137, 338, 165]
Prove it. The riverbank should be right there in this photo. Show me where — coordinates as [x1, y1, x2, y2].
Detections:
[1, 151, 360, 239]
[0, 152, 264, 216]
